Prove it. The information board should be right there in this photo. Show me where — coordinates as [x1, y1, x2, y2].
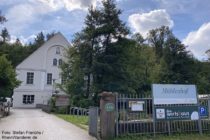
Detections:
[152, 84, 197, 105]
[155, 106, 199, 121]
[128, 101, 144, 111]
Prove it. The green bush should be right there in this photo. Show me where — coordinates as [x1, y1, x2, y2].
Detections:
[55, 107, 67, 114]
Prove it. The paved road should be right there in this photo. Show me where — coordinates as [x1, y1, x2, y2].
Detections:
[0, 109, 95, 140]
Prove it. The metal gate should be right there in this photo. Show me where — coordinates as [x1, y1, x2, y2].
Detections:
[115, 94, 210, 136]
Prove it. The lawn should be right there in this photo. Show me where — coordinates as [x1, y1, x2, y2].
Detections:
[114, 133, 210, 140]
[56, 114, 88, 130]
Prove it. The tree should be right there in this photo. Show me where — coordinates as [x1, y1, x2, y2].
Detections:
[61, 6, 101, 105]
[0, 55, 20, 98]
[46, 31, 56, 41]
[206, 49, 210, 61]
[131, 33, 145, 45]
[92, 0, 130, 93]
[0, 10, 6, 24]
[127, 37, 157, 96]
[34, 32, 45, 47]
[1, 27, 10, 43]
[158, 35, 196, 84]
[147, 26, 171, 60]
[27, 32, 46, 54]
[61, 0, 131, 107]
[196, 62, 210, 94]
[15, 38, 22, 46]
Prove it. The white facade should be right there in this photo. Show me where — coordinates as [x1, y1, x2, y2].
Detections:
[13, 33, 70, 108]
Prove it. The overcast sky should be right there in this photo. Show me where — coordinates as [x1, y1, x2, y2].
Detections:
[0, 0, 210, 60]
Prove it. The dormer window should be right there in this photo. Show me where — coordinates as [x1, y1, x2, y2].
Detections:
[56, 47, 60, 54]
[53, 58, 57, 66]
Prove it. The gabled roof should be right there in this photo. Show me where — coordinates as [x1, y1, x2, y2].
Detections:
[16, 32, 70, 70]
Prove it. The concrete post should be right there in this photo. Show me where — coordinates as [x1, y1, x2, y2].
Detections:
[100, 92, 116, 140]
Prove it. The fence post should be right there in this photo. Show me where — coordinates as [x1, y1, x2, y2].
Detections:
[100, 92, 116, 140]
[167, 121, 171, 135]
[77, 107, 79, 116]
[208, 98, 210, 120]
[196, 86, 202, 135]
[115, 93, 119, 137]
[89, 107, 99, 138]
[152, 85, 156, 137]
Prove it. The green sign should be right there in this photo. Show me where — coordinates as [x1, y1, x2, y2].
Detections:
[155, 106, 199, 121]
[105, 103, 115, 112]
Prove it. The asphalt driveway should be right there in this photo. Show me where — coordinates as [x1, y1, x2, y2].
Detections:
[0, 109, 95, 140]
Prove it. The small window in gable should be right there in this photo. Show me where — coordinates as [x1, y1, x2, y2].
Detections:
[53, 58, 57, 66]
[56, 47, 60, 54]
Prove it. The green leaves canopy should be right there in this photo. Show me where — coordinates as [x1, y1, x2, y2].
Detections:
[0, 55, 20, 98]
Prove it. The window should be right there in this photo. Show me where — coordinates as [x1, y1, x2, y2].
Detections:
[26, 72, 34, 84]
[23, 95, 34, 104]
[58, 59, 62, 66]
[47, 73, 52, 85]
[53, 58, 57, 66]
[56, 47, 60, 54]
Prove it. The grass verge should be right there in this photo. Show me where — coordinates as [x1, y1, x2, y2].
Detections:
[114, 133, 210, 140]
[56, 114, 88, 130]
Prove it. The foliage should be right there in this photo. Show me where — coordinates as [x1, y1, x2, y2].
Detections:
[0, 55, 20, 97]
[0, 10, 6, 24]
[49, 96, 56, 112]
[61, 1, 210, 108]
[61, 0, 132, 106]
[0, 42, 31, 67]
[125, 40, 157, 96]
[195, 61, 210, 94]
[46, 31, 57, 41]
[158, 35, 197, 84]
[148, 26, 171, 60]
[0, 27, 10, 43]
[0, 6, 210, 109]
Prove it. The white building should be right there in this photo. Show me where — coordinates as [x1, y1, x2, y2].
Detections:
[13, 33, 70, 108]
